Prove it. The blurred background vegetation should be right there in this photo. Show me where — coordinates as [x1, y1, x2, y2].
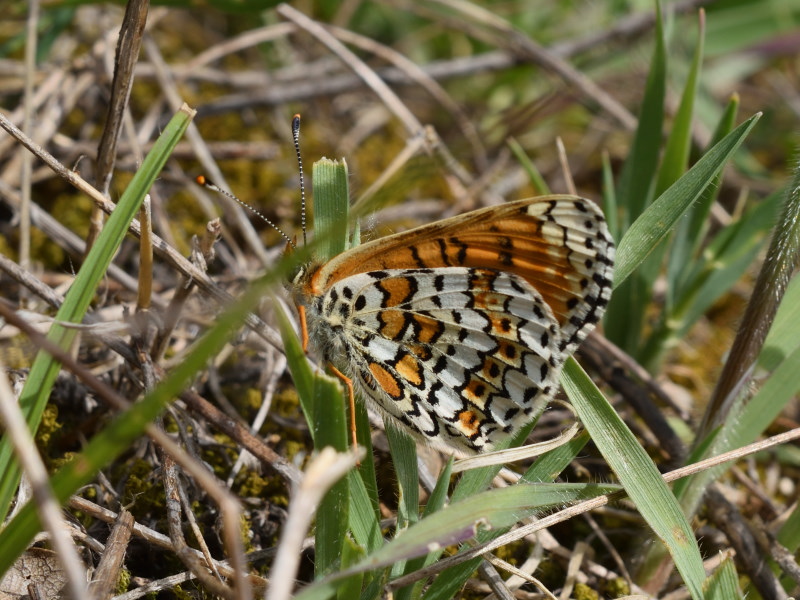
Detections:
[0, 0, 799, 598]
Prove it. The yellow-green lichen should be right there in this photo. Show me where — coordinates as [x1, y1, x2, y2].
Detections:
[115, 567, 131, 594]
[573, 582, 599, 599]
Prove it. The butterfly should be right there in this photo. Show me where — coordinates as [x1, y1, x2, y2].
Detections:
[289, 195, 615, 455]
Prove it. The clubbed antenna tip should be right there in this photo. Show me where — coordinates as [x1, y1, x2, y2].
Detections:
[195, 175, 295, 248]
[292, 114, 307, 247]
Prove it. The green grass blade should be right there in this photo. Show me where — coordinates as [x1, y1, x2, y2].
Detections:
[601, 151, 618, 241]
[704, 556, 743, 600]
[313, 158, 351, 260]
[615, 0, 665, 225]
[315, 374, 351, 577]
[346, 468, 382, 554]
[395, 458, 454, 600]
[777, 492, 800, 552]
[386, 424, 419, 579]
[760, 274, 800, 372]
[348, 400, 382, 553]
[507, 137, 550, 195]
[654, 11, 704, 198]
[337, 538, 365, 600]
[657, 10, 705, 332]
[281, 159, 356, 576]
[696, 158, 800, 444]
[684, 94, 740, 261]
[274, 299, 316, 431]
[520, 429, 592, 483]
[386, 424, 420, 537]
[0, 105, 194, 524]
[614, 113, 761, 288]
[345, 400, 382, 555]
[561, 358, 707, 600]
[603, 0, 665, 351]
[614, 4, 703, 364]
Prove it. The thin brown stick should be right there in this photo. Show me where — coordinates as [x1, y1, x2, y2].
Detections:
[87, 509, 135, 600]
[163, 454, 234, 599]
[95, 0, 150, 197]
[68, 496, 271, 593]
[19, 0, 40, 274]
[136, 196, 153, 312]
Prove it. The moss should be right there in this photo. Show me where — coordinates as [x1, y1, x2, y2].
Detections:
[36, 403, 62, 448]
[115, 568, 131, 595]
[602, 576, 631, 597]
[573, 582, 599, 599]
[121, 458, 166, 519]
[492, 538, 525, 567]
[282, 440, 306, 464]
[273, 388, 301, 419]
[234, 468, 288, 508]
[240, 513, 255, 553]
[243, 387, 263, 412]
[49, 452, 76, 471]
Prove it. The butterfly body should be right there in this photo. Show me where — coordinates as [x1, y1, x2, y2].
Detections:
[291, 195, 614, 455]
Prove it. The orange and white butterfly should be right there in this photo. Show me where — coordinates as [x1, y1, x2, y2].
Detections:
[200, 118, 615, 456]
[289, 194, 615, 456]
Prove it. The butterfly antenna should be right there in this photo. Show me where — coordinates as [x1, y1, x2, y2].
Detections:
[195, 175, 295, 249]
[292, 114, 308, 247]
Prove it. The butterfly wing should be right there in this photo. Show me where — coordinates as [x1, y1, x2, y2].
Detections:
[308, 195, 615, 355]
[310, 267, 564, 454]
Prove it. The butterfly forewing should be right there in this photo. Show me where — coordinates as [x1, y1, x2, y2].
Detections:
[309, 196, 614, 354]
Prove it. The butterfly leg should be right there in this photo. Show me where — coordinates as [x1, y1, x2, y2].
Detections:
[297, 304, 310, 352]
[328, 364, 359, 454]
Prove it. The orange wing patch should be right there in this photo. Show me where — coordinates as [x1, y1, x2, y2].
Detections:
[378, 309, 406, 340]
[496, 339, 522, 367]
[489, 314, 514, 337]
[457, 410, 481, 437]
[395, 353, 424, 387]
[378, 277, 414, 307]
[369, 363, 402, 399]
[463, 377, 494, 408]
[480, 356, 505, 386]
[412, 313, 444, 344]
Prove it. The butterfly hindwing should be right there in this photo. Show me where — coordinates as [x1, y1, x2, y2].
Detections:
[312, 267, 564, 454]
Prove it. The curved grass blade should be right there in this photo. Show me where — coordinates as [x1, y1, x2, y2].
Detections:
[0, 105, 194, 524]
[561, 357, 707, 600]
[614, 112, 761, 288]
